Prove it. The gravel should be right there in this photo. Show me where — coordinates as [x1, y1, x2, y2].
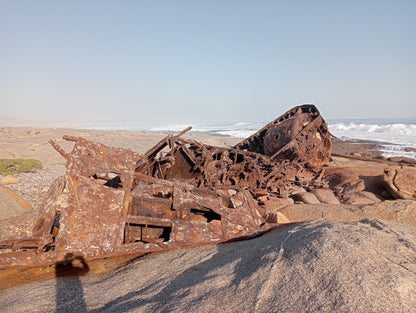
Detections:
[0, 164, 66, 210]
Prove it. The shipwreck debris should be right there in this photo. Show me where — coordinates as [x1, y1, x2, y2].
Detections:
[234, 104, 332, 167]
[0, 104, 333, 289]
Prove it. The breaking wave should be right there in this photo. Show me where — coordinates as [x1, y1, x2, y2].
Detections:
[329, 122, 416, 140]
[328, 120, 416, 160]
[148, 118, 416, 159]
[150, 121, 262, 139]
[44, 117, 416, 160]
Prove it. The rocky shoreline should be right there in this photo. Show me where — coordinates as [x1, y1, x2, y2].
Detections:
[0, 125, 416, 312]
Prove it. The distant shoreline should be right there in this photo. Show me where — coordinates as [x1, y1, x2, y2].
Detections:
[1, 117, 416, 160]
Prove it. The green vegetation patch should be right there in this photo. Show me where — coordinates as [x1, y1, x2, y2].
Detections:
[0, 159, 43, 176]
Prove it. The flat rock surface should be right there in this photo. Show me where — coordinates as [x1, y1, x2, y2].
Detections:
[279, 200, 416, 227]
[0, 186, 30, 219]
[383, 166, 416, 200]
[1, 219, 416, 313]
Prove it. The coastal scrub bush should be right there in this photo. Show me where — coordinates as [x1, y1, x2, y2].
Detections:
[0, 158, 43, 176]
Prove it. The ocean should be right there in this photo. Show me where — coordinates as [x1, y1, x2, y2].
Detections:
[148, 118, 416, 160]
[80, 117, 416, 160]
[328, 118, 416, 160]
[2, 117, 416, 160]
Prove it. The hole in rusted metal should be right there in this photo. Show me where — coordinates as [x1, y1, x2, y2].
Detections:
[124, 224, 171, 243]
[190, 208, 221, 222]
[90, 173, 123, 189]
[235, 153, 245, 163]
[50, 211, 61, 235]
[104, 176, 122, 188]
[156, 191, 172, 198]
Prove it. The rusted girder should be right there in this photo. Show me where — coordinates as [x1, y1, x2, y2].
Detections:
[135, 125, 325, 198]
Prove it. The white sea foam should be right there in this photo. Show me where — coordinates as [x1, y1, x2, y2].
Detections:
[150, 119, 416, 160]
[150, 121, 262, 138]
[4, 116, 414, 159]
[329, 122, 416, 140]
[139, 119, 416, 160]
[328, 119, 416, 159]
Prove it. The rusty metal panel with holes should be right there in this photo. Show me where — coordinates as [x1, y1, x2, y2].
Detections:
[234, 104, 332, 167]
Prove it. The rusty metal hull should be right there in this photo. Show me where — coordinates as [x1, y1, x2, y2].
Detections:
[0, 104, 332, 288]
[234, 104, 332, 167]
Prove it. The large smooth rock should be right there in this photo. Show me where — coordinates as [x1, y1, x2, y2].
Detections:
[292, 192, 321, 204]
[0, 186, 31, 219]
[325, 166, 390, 200]
[342, 190, 382, 205]
[279, 200, 416, 227]
[262, 197, 294, 212]
[264, 211, 291, 223]
[383, 166, 416, 200]
[312, 188, 340, 204]
[326, 170, 365, 194]
[1, 219, 416, 312]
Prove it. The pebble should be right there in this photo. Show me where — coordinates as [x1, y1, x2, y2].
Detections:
[312, 188, 340, 204]
[292, 192, 321, 204]
[28, 129, 40, 136]
[342, 191, 382, 205]
[1, 176, 20, 185]
[265, 211, 291, 224]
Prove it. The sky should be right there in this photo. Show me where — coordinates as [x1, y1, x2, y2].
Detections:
[1, 0, 415, 125]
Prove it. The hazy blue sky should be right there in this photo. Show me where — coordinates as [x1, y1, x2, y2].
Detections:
[1, 0, 415, 124]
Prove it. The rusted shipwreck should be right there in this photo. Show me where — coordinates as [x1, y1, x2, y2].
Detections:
[0, 104, 332, 288]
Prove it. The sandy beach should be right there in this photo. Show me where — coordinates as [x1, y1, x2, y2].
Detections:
[0, 126, 241, 166]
